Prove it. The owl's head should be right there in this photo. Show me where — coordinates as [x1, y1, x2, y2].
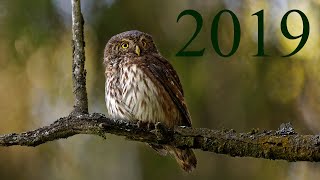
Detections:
[104, 30, 159, 65]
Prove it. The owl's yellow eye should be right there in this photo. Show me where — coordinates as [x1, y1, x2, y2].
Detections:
[121, 42, 129, 49]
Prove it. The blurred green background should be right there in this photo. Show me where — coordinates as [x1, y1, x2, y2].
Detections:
[1, 0, 320, 179]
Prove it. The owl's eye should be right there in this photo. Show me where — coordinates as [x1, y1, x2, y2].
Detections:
[141, 40, 147, 47]
[121, 42, 129, 49]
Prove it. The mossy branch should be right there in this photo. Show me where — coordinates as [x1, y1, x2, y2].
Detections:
[1, 114, 320, 162]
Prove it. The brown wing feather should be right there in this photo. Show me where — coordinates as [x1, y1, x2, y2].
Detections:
[139, 54, 192, 127]
[153, 54, 185, 96]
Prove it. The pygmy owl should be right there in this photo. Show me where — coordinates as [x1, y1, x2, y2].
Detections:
[104, 30, 197, 172]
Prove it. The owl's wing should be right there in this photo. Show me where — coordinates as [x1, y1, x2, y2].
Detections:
[141, 54, 192, 127]
[155, 54, 185, 95]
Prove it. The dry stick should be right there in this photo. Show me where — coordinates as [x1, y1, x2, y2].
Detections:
[71, 0, 88, 114]
[1, 0, 320, 163]
[1, 114, 320, 162]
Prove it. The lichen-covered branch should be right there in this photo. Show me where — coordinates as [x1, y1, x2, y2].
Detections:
[1, 113, 320, 162]
[71, 0, 88, 114]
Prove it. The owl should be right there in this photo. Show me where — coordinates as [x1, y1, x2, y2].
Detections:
[103, 30, 197, 172]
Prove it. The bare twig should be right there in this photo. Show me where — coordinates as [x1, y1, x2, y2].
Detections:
[1, 114, 320, 162]
[71, 0, 88, 114]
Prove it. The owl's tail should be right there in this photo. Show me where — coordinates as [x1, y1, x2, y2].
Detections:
[170, 147, 197, 173]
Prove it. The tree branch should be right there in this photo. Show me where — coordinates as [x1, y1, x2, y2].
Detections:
[1, 114, 320, 162]
[71, 0, 88, 114]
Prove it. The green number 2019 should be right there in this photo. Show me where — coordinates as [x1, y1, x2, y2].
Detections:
[176, 9, 310, 58]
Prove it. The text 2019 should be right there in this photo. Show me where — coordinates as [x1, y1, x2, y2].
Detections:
[176, 9, 309, 57]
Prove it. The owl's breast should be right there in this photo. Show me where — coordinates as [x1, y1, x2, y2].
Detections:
[105, 63, 181, 126]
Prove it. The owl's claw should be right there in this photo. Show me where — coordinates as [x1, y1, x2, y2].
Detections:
[137, 120, 155, 131]
[136, 120, 146, 128]
[147, 122, 155, 130]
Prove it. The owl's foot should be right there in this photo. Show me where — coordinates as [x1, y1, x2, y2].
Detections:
[152, 122, 169, 140]
[137, 120, 155, 130]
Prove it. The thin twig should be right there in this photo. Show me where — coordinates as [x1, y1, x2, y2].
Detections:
[71, 0, 88, 114]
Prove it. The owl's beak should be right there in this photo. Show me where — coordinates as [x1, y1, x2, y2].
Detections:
[135, 45, 141, 56]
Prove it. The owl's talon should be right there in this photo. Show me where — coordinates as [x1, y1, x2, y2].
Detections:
[152, 122, 166, 140]
[155, 122, 166, 133]
[147, 122, 155, 130]
[136, 121, 155, 131]
[137, 120, 148, 129]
